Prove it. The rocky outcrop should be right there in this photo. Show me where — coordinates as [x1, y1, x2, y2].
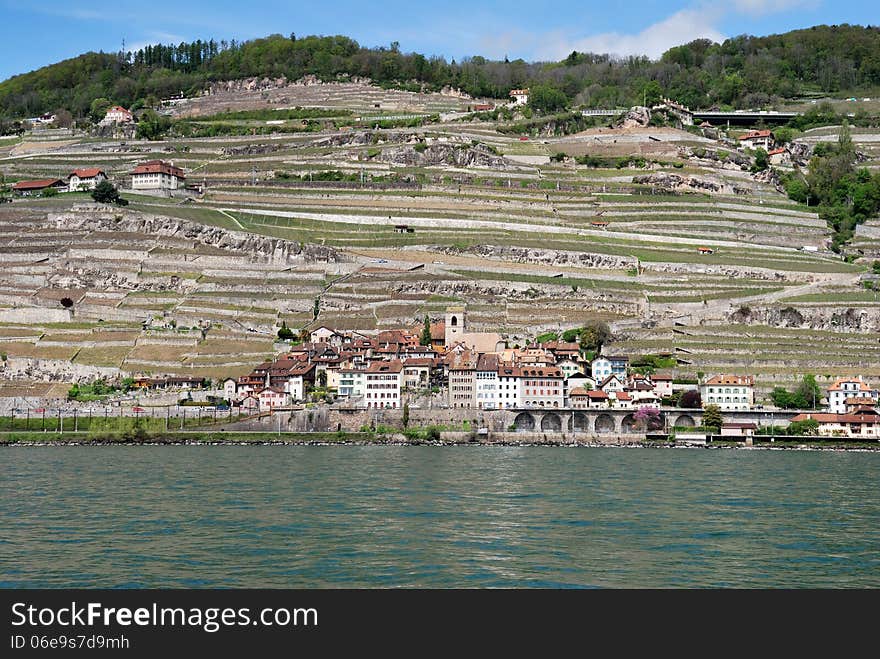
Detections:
[208, 77, 289, 94]
[2, 357, 121, 384]
[222, 143, 282, 156]
[391, 280, 639, 315]
[619, 106, 651, 128]
[51, 206, 346, 264]
[376, 143, 510, 168]
[751, 168, 785, 193]
[727, 304, 880, 331]
[787, 141, 813, 165]
[648, 261, 808, 282]
[433, 244, 637, 269]
[677, 146, 750, 169]
[632, 173, 751, 195]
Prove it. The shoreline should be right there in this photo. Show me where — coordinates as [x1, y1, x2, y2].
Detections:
[1, 431, 879, 451]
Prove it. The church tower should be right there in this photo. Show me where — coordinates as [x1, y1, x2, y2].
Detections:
[444, 305, 466, 346]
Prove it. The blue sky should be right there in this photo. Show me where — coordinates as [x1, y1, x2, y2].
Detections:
[0, 0, 874, 81]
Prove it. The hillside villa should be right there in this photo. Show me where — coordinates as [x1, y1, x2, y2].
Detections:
[68, 168, 107, 192]
[101, 106, 134, 125]
[130, 160, 186, 191]
[738, 129, 774, 150]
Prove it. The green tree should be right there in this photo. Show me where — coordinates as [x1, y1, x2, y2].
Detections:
[528, 84, 568, 113]
[641, 80, 663, 107]
[579, 320, 611, 353]
[312, 298, 320, 320]
[787, 418, 819, 436]
[402, 402, 410, 429]
[770, 387, 795, 409]
[419, 314, 432, 346]
[91, 180, 120, 204]
[135, 109, 171, 140]
[794, 374, 821, 409]
[277, 321, 294, 340]
[701, 404, 723, 431]
[89, 97, 112, 123]
[751, 148, 769, 172]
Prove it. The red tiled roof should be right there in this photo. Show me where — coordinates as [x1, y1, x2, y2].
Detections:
[367, 360, 403, 374]
[12, 178, 64, 190]
[739, 130, 773, 139]
[586, 390, 609, 399]
[403, 357, 435, 367]
[70, 168, 105, 178]
[704, 375, 754, 386]
[791, 412, 880, 424]
[130, 160, 185, 179]
[828, 379, 871, 392]
[516, 366, 563, 377]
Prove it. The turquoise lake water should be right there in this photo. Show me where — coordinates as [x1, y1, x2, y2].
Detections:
[2, 446, 878, 587]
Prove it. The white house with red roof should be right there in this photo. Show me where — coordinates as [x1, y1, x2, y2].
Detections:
[258, 387, 291, 410]
[827, 376, 878, 414]
[700, 375, 755, 411]
[767, 147, 788, 165]
[68, 168, 107, 192]
[130, 160, 185, 191]
[101, 106, 134, 125]
[738, 129, 774, 150]
[365, 360, 403, 409]
[790, 410, 880, 438]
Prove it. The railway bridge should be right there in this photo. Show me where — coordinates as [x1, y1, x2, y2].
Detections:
[493, 408, 797, 434]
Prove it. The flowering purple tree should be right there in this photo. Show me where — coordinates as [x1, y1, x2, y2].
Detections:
[634, 406, 662, 431]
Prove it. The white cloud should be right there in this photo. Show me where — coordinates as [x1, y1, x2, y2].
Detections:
[536, 8, 725, 60]
[531, 0, 820, 61]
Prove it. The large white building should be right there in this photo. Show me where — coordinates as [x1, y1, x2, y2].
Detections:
[101, 105, 133, 125]
[826, 377, 879, 414]
[701, 375, 755, 411]
[365, 360, 402, 409]
[497, 365, 520, 409]
[130, 160, 185, 191]
[474, 354, 499, 409]
[68, 168, 107, 192]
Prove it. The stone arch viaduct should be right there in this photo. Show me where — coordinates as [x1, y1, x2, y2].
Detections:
[495, 408, 702, 435]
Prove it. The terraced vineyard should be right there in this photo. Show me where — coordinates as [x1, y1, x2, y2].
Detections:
[1, 82, 878, 397]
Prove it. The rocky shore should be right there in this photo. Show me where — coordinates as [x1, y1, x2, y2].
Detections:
[2, 432, 877, 451]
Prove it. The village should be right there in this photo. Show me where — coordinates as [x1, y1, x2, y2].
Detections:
[101, 303, 878, 442]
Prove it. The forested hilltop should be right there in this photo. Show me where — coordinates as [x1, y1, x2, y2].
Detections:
[1, 24, 879, 118]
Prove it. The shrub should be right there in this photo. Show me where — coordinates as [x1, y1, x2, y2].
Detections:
[91, 180, 120, 204]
